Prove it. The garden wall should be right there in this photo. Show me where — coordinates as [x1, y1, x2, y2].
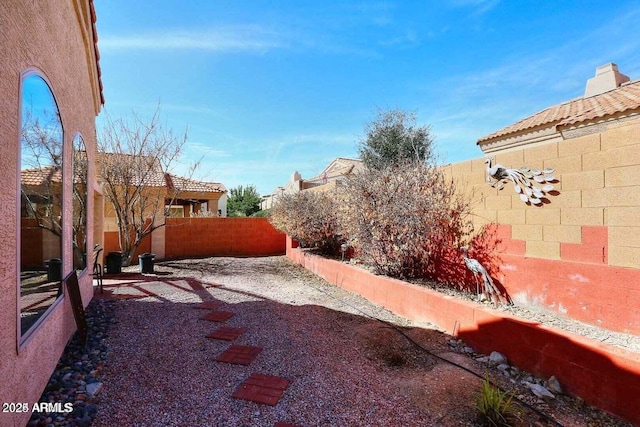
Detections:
[104, 217, 286, 262]
[286, 239, 640, 424]
[164, 217, 285, 259]
[443, 120, 640, 335]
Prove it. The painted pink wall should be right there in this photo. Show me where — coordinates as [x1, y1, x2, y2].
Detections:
[492, 224, 640, 335]
[0, 1, 100, 426]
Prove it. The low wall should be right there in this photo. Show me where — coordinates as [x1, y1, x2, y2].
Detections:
[164, 217, 285, 259]
[286, 238, 640, 424]
[103, 218, 286, 262]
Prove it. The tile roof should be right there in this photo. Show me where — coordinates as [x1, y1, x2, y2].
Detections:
[97, 152, 167, 187]
[89, 0, 104, 105]
[21, 167, 62, 186]
[166, 174, 226, 193]
[478, 79, 640, 144]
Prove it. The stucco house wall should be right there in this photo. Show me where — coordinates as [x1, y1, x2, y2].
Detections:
[0, 1, 102, 426]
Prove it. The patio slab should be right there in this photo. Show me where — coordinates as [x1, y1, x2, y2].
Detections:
[216, 345, 262, 365]
[200, 311, 235, 322]
[232, 373, 290, 406]
[206, 326, 247, 341]
[193, 301, 223, 310]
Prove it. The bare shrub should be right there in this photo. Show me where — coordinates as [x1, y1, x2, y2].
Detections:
[338, 161, 472, 279]
[269, 191, 341, 255]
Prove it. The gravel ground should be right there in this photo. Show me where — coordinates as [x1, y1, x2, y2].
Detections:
[88, 256, 632, 427]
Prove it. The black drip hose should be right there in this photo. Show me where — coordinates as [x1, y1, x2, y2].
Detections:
[303, 277, 565, 427]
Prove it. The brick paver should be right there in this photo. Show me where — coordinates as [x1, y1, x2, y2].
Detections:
[232, 373, 290, 406]
[193, 301, 223, 310]
[206, 326, 247, 341]
[216, 345, 262, 365]
[200, 311, 235, 322]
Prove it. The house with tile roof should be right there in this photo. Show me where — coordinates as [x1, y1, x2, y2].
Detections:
[440, 62, 640, 338]
[21, 153, 228, 264]
[165, 173, 227, 217]
[97, 151, 227, 261]
[97, 152, 227, 219]
[262, 157, 363, 209]
[478, 63, 640, 153]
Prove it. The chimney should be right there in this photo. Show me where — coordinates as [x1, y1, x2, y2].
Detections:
[584, 63, 630, 98]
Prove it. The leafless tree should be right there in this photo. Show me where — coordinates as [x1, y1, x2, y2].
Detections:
[97, 106, 195, 265]
[20, 108, 64, 238]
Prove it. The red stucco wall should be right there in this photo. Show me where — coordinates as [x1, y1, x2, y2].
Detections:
[103, 218, 285, 264]
[491, 224, 640, 335]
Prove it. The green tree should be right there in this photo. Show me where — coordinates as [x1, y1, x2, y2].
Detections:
[358, 108, 434, 170]
[227, 185, 261, 217]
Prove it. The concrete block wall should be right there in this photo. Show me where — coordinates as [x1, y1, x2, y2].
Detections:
[164, 217, 286, 259]
[443, 120, 640, 334]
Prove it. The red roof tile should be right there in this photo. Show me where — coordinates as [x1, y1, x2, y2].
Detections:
[478, 79, 640, 143]
[21, 167, 62, 186]
[166, 174, 225, 193]
[89, 0, 104, 105]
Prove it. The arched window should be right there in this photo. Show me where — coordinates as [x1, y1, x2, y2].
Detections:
[73, 134, 88, 271]
[19, 71, 64, 339]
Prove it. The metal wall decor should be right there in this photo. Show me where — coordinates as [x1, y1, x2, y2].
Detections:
[485, 158, 557, 205]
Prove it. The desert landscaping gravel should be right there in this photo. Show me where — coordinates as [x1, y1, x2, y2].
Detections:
[83, 256, 633, 427]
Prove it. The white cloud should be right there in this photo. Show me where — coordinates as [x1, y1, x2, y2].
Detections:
[100, 25, 287, 53]
[448, 0, 501, 14]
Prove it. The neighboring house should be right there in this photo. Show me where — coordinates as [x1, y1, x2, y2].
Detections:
[477, 63, 639, 153]
[165, 173, 227, 218]
[98, 152, 227, 259]
[1, 1, 103, 426]
[302, 157, 364, 193]
[447, 62, 640, 335]
[20, 167, 65, 270]
[263, 157, 363, 208]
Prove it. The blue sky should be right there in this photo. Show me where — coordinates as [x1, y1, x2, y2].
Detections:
[94, 1, 640, 196]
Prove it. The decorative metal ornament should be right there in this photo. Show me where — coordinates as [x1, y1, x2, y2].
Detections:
[460, 247, 501, 303]
[485, 158, 557, 205]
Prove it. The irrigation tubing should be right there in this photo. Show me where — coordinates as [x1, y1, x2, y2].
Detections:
[301, 274, 565, 427]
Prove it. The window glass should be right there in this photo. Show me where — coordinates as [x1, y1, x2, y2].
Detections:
[73, 135, 88, 271]
[20, 73, 64, 337]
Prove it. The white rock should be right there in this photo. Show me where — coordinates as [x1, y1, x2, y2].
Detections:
[86, 382, 103, 398]
[526, 382, 555, 400]
[489, 351, 507, 364]
[547, 376, 563, 394]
